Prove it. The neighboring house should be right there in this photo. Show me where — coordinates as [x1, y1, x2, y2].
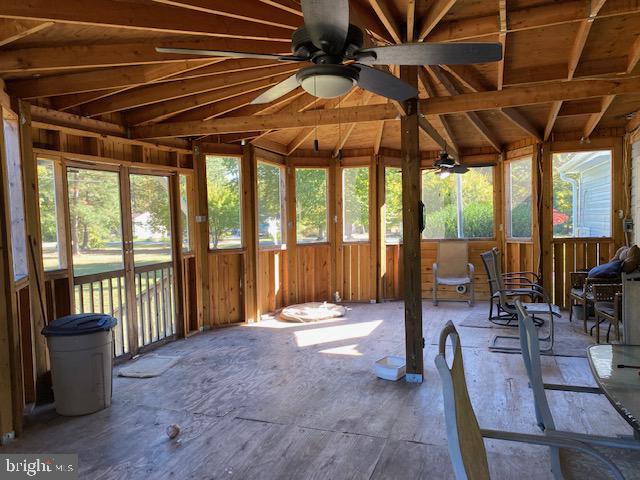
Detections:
[557, 151, 611, 237]
[133, 212, 155, 240]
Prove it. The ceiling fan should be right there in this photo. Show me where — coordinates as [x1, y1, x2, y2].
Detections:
[433, 151, 469, 178]
[156, 0, 502, 104]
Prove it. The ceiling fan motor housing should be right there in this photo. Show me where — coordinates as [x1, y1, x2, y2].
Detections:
[291, 24, 364, 63]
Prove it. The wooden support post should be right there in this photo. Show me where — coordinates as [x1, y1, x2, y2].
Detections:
[241, 144, 259, 322]
[15, 100, 50, 404]
[192, 145, 210, 329]
[540, 142, 553, 294]
[531, 144, 542, 275]
[400, 65, 424, 383]
[369, 154, 380, 302]
[169, 174, 185, 338]
[328, 159, 338, 302]
[375, 155, 386, 302]
[0, 108, 23, 438]
[285, 158, 298, 305]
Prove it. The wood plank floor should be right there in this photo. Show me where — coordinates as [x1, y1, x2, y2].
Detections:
[5, 302, 634, 479]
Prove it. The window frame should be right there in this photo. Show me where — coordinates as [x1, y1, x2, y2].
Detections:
[294, 166, 329, 246]
[178, 173, 194, 254]
[419, 165, 497, 241]
[550, 147, 614, 240]
[37, 156, 68, 272]
[256, 158, 287, 251]
[341, 165, 371, 244]
[205, 154, 244, 252]
[505, 156, 534, 241]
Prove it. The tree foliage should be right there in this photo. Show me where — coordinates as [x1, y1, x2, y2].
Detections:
[206, 157, 241, 248]
[296, 168, 327, 242]
[343, 167, 369, 240]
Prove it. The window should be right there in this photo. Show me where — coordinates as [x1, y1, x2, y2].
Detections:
[385, 167, 402, 244]
[507, 157, 533, 239]
[257, 161, 285, 247]
[179, 174, 190, 252]
[206, 156, 242, 249]
[342, 167, 369, 242]
[552, 150, 611, 238]
[38, 159, 64, 271]
[2, 114, 28, 279]
[422, 166, 494, 239]
[296, 168, 328, 243]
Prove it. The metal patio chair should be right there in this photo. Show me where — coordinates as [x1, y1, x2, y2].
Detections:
[435, 321, 630, 480]
[482, 248, 560, 353]
[432, 241, 474, 307]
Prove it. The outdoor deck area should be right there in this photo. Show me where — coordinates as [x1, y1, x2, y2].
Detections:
[5, 302, 632, 480]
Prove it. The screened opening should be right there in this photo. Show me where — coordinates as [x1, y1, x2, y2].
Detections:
[507, 157, 533, 239]
[342, 166, 369, 242]
[37, 158, 64, 271]
[257, 161, 286, 248]
[296, 168, 328, 244]
[384, 167, 402, 244]
[179, 174, 191, 252]
[552, 150, 612, 238]
[206, 156, 242, 249]
[422, 166, 494, 239]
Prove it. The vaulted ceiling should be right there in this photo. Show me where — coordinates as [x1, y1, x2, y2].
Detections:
[1, 0, 639, 155]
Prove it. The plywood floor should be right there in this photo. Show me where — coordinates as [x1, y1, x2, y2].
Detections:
[5, 302, 634, 479]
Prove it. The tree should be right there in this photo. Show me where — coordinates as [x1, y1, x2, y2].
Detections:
[206, 157, 241, 248]
[344, 167, 369, 239]
[130, 174, 171, 239]
[37, 161, 57, 243]
[296, 168, 327, 241]
[256, 162, 283, 244]
[384, 167, 402, 241]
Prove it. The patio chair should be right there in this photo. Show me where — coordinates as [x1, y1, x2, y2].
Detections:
[480, 248, 543, 326]
[435, 321, 630, 480]
[514, 300, 640, 461]
[432, 241, 474, 307]
[569, 272, 620, 334]
[592, 284, 623, 343]
[482, 248, 560, 353]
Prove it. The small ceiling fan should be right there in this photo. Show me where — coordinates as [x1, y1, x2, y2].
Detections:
[157, 0, 502, 104]
[433, 151, 469, 178]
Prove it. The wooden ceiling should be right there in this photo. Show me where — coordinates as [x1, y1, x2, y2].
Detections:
[1, 0, 640, 155]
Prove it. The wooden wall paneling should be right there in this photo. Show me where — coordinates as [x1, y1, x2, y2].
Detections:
[285, 158, 297, 305]
[169, 174, 185, 338]
[0, 108, 23, 437]
[16, 285, 34, 404]
[241, 145, 258, 322]
[400, 64, 423, 381]
[192, 145, 209, 329]
[209, 251, 243, 325]
[15, 100, 50, 404]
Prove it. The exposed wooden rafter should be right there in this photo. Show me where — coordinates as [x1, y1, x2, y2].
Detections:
[497, 0, 507, 90]
[367, 0, 402, 44]
[0, 18, 53, 47]
[417, 0, 457, 41]
[417, 68, 459, 155]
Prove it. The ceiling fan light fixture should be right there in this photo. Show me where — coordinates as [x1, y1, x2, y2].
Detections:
[297, 65, 358, 99]
[436, 168, 451, 179]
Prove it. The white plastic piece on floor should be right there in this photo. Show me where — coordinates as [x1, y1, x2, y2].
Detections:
[374, 356, 406, 381]
[279, 302, 346, 323]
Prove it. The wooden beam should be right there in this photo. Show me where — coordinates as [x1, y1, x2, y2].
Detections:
[417, 0, 457, 41]
[192, 145, 211, 329]
[399, 64, 423, 382]
[441, 64, 492, 92]
[417, 68, 459, 155]
[501, 107, 543, 142]
[0, 39, 289, 73]
[0, 0, 292, 41]
[332, 92, 374, 157]
[259, 0, 301, 17]
[427, 0, 633, 43]
[429, 65, 501, 151]
[544, 101, 562, 141]
[497, 0, 507, 90]
[406, 0, 416, 42]
[373, 121, 385, 155]
[124, 72, 295, 125]
[241, 145, 259, 322]
[0, 18, 52, 47]
[583, 94, 615, 138]
[420, 76, 640, 115]
[168, 174, 186, 338]
[628, 34, 640, 74]
[80, 63, 298, 117]
[151, 0, 300, 29]
[368, 0, 402, 44]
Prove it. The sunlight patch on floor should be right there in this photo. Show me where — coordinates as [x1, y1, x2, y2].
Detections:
[294, 320, 383, 347]
[319, 344, 363, 356]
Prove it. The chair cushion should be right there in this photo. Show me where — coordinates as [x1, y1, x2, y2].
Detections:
[623, 245, 640, 273]
[594, 301, 615, 317]
[611, 245, 629, 261]
[436, 276, 471, 285]
[588, 260, 623, 278]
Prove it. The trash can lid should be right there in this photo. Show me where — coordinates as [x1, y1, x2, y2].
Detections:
[42, 313, 117, 336]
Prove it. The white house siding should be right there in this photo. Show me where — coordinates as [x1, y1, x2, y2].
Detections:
[632, 141, 640, 245]
[579, 159, 611, 237]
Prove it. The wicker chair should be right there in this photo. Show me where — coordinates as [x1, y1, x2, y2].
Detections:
[569, 272, 620, 335]
[592, 284, 623, 343]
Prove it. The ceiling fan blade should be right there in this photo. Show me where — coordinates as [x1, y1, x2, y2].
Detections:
[155, 47, 307, 61]
[301, 0, 349, 54]
[250, 74, 300, 104]
[353, 64, 417, 102]
[451, 164, 469, 174]
[355, 42, 503, 65]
